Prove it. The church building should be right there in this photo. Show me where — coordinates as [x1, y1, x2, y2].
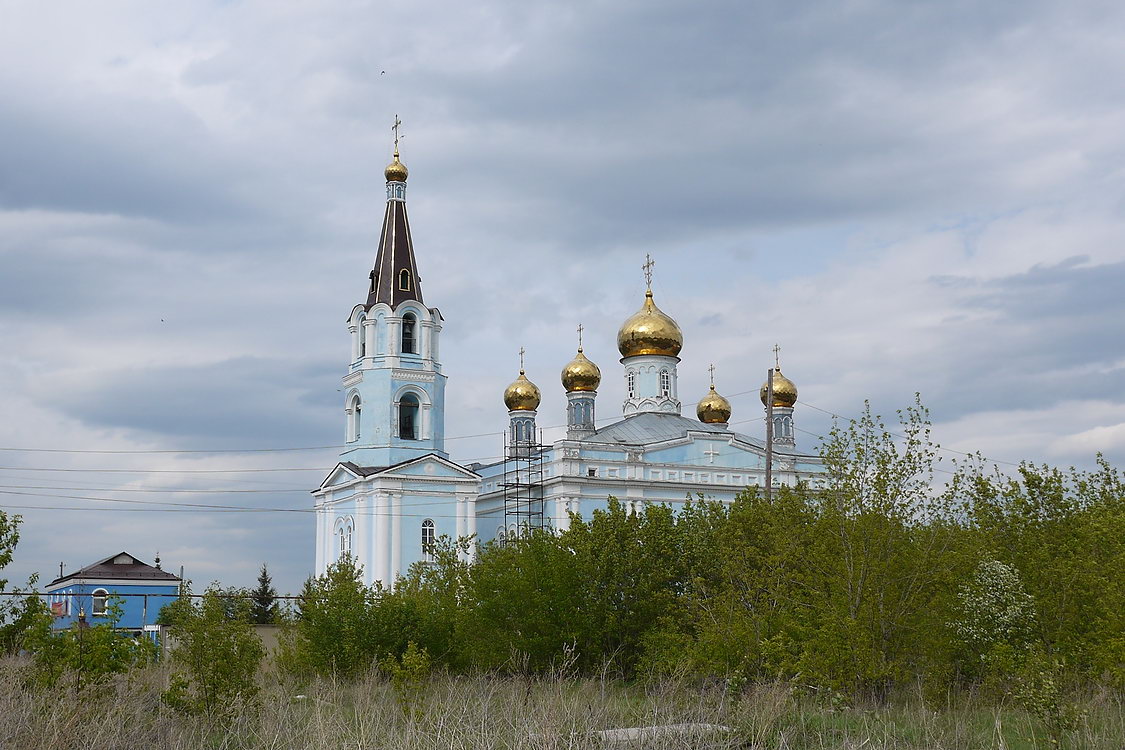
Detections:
[312, 139, 826, 587]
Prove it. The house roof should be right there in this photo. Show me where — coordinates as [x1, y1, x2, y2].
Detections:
[48, 551, 181, 587]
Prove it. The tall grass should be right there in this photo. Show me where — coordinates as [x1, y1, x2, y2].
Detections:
[1, 657, 1121, 749]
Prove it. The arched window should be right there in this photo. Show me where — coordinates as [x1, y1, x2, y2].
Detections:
[399, 393, 419, 440]
[421, 519, 436, 561]
[336, 518, 353, 559]
[92, 588, 109, 616]
[357, 314, 367, 358]
[660, 369, 671, 396]
[348, 394, 362, 443]
[398, 269, 412, 291]
[401, 313, 417, 354]
[627, 370, 636, 398]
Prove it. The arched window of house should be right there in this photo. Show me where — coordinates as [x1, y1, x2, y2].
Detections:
[627, 370, 636, 398]
[421, 518, 436, 561]
[660, 369, 671, 396]
[399, 269, 412, 291]
[357, 314, 366, 358]
[401, 313, 417, 354]
[399, 393, 419, 440]
[92, 588, 109, 616]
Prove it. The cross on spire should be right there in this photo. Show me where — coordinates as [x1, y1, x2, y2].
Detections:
[519, 346, 525, 373]
[773, 343, 781, 371]
[392, 114, 402, 154]
[576, 323, 584, 350]
[642, 253, 655, 289]
[708, 363, 716, 387]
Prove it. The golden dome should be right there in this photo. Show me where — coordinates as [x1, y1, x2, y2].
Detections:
[760, 369, 798, 408]
[385, 149, 409, 182]
[617, 290, 683, 358]
[697, 385, 732, 424]
[561, 348, 601, 392]
[504, 370, 541, 411]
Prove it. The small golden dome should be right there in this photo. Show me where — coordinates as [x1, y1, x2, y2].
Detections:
[760, 369, 798, 408]
[561, 348, 601, 392]
[697, 385, 732, 424]
[504, 370, 541, 411]
[617, 290, 683, 358]
[385, 150, 409, 182]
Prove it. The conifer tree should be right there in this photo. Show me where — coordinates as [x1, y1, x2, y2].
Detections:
[250, 563, 278, 625]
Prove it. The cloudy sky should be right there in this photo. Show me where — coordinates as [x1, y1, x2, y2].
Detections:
[2, 0, 1123, 594]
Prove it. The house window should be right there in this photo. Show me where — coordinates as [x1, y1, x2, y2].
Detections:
[421, 519, 436, 561]
[660, 369, 671, 396]
[92, 588, 109, 616]
[399, 269, 412, 291]
[627, 370, 636, 398]
[399, 393, 419, 440]
[401, 313, 417, 354]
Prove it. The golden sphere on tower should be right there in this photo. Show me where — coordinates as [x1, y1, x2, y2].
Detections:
[503, 370, 541, 411]
[697, 385, 732, 424]
[561, 348, 601, 392]
[385, 151, 409, 182]
[617, 290, 684, 358]
[760, 369, 798, 408]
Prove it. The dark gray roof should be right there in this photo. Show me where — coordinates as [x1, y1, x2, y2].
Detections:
[49, 552, 180, 586]
[581, 411, 810, 456]
[365, 197, 424, 309]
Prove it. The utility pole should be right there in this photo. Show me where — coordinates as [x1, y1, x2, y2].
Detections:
[765, 367, 775, 500]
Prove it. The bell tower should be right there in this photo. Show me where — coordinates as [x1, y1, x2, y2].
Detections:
[340, 120, 447, 467]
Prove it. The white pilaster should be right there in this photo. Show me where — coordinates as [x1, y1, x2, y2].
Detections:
[466, 496, 477, 560]
[374, 493, 389, 586]
[391, 493, 402, 585]
[315, 506, 326, 574]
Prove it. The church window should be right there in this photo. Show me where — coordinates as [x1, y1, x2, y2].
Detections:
[401, 313, 417, 354]
[399, 269, 412, 291]
[348, 395, 362, 443]
[421, 519, 436, 561]
[626, 370, 636, 398]
[399, 393, 419, 440]
[92, 588, 109, 616]
[357, 314, 366, 358]
[660, 369, 671, 396]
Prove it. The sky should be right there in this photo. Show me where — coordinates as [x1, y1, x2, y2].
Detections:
[2, 0, 1124, 594]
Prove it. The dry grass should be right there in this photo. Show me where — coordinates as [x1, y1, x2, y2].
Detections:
[0, 657, 1121, 749]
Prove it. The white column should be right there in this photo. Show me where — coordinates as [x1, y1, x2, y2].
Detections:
[466, 496, 477, 561]
[363, 319, 375, 360]
[314, 506, 326, 575]
[391, 493, 402, 586]
[555, 496, 570, 532]
[374, 493, 389, 587]
[456, 495, 466, 543]
[348, 325, 359, 361]
[354, 495, 368, 583]
[422, 322, 434, 361]
[431, 323, 441, 363]
[388, 319, 401, 355]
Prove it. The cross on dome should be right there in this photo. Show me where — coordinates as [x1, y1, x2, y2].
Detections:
[392, 114, 403, 153]
[708, 363, 716, 387]
[576, 323, 584, 350]
[642, 254, 655, 289]
[773, 343, 782, 370]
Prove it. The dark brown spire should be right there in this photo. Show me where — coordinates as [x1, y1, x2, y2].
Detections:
[366, 176, 423, 309]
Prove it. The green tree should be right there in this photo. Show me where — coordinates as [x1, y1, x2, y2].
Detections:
[250, 564, 279, 625]
[0, 512, 46, 654]
[162, 587, 265, 716]
[26, 596, 158, 688]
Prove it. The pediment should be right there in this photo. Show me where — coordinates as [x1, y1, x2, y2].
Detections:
[380, 453, 480, 480]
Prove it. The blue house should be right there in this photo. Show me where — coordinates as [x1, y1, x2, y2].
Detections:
[44, 552, 181, 637]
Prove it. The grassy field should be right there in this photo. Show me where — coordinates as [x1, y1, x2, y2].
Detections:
[1, 658, 1122, 749]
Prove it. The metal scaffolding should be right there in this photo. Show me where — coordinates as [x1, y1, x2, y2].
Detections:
[500, 431, 546, 541]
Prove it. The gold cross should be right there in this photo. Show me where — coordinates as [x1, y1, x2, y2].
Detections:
[708, 363, 716, 387]
[519, 346, 525, 373]
[773, 343, 781, 370]
[392, 114, 402, 152]
[576, 323, 584, 350]
[642, 253, 655, 289]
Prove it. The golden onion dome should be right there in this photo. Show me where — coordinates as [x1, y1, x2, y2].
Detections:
[617, 290, 684, 358]
[697, 385, 732, 424]
[561, 348, 601, 392]
[760, 369, 798, 408]
[503, 370, 541, 411]
[384, 150, 409, 182]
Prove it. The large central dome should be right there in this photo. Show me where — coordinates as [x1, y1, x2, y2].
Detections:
[617, 290, 683, 358]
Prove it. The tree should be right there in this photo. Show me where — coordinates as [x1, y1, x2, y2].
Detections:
[0, 512, 44, 654]
[162, 587, 265, 716]
[250, 564, 278, 625]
